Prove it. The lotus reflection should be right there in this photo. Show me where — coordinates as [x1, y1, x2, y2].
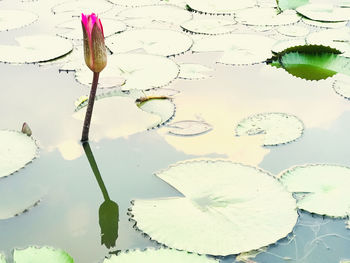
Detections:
[82, 142, 119, 249]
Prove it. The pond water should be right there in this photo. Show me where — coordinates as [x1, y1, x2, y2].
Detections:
[1, 0, 350, 262]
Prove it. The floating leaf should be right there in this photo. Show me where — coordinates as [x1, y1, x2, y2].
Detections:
[166, 120, 213, 136]
[180, 18, 237, 35]
[235, 8, 301, 26]
[235, 112, 304, 146]
[52, 0, 113, 15]
[280, 164, 350, 217]
[0, 254, 5, 263]
[193, 34, 276, 65]
[107, 0, 160, 6]
[105, 29, 193, 57]
[0, 10, 38, 31]
[296, 4, 350, 22]
[0, 130, 38, 179]
[130, 160, 297, 255]
[333, 74, 350, 100]
[271, 38, 307, 54]
[13, 246, 74, 263]
[185, 0, 256, 15]
[302, 18, 348, 28]
[277, 25, 309, 37]
[178, 63, 213, 79]
[0, 35, 72, 64]
[103, 248, 218, 263]
[277, 0, 309, 11]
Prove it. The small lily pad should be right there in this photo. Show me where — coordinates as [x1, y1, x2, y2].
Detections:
[296, 3, 350, 22]
[280, 164, 350, 217]
[0, 10, 38, 31]
[0, 130, 38, 179]
[185, 0, 256, 15]
[105, 29, 193, 57]
[103, 248, 218, 263]
[0, 35, 73, 64]
[277, 0, 309, 11]
[277, 25, 309, 37]
[107, 0, 160, 6]
[235, 112, 304, 146]
[333, 74, 350, 100]
[13, 246, 74, 263]
[180, 18, 237, 35]
[52, 0, 113, 15]
[166, 120, 213, 136]
[178, 63, 213, 79]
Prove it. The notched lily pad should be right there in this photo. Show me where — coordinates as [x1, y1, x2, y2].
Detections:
[235, 112, 304, 146]
[185, 0, 256, 15]
[166, 120, 213, 136]
[180, 18, 237, 35]
[333, 74, 350, 100]
[280, 164, 350, 217]
[13, 246, 74, 263]
[296, 3, 350, 22]
[52, 0, 113, 15]
[0, 10, 38, 31]
[178, 63, 213, 79]
[0, 130, 38, 179]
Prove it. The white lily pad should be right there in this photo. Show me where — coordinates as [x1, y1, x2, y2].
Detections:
[166, 120, 213, 136]
[178, 63, 213, 79]
[235, 8, 301, 26]
[0, 35, 72, 64]
[105, 29, 193, 57]
[52, 0, 113, 15]
[333, 74, 350, 100]
[280, 164, 350, 217]
[75, 53, 179, 90]
[138, 98, 175, 128]
[103, 248, 218, 263]
[108, 0, 160, 7]
[185, 0, 256, 15]
[180, 18, 237, 35]
[296, 3, 350, 22]
[271, 38, 307, 53]
[277, 25, 309, 37]
[0, 130, 38, 179]
[13, 246, 74, 263]
[130, 160, 297, 255]
[192, 34, 276, 65]
[302, 18, 348, 28]
[235, 112, 304, 146]
[56, 18, 126, 40]
[0, 10, 38, 31]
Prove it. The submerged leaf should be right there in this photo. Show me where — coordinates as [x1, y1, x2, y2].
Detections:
[130, 160, 297, 255]
[13, 246, 74, 263]
[0, 10, 38, 31]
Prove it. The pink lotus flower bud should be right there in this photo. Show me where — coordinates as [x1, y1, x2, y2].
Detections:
[81, 13, 107, 73]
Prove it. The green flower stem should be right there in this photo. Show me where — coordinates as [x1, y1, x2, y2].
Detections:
[81, 72, 99, 142]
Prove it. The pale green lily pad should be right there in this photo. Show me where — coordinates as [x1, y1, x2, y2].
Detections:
[56, 18, 126, 40]
[185, 0, 256, 15]
[104, 248, 218, 263]
[0, 131, 38, 179]
[130, 160, 297, 255]
[52, 0, 113, 15]
[277, 0, 309, 11]
[105, 29, 193, 57]
[13, 246, 74, 263]
[75, 53, 179, 90]
[235, 8, 301, 26]
[192, 34, 276, 65]
[302, 18, 348, 28]
[0, 10, 38, 31]
[271, 38, 307, 53]
[280, 164, 350, 217]
[235, 112, 304, 146]
[180, 18, 237, 35]
[296, 3, 350, 22]
[277, 25, 309, 37]
[178, 63, 213, 79]
[333, 74, 350, 100]
[166, 120, 213, 136]
[108, 0, 160, 6]
[0, 35, 72, 64]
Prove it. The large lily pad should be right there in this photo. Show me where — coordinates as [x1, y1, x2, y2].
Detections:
[333, 74, 350, 100]
[280, 164, 350, 217]
[277, 25, 309, 37]
[185, 0, 256, 15]
[0, 35, 73, 64]
[107, 0, 160, 6]
[178, 63, 213, 79]
[130, 160, 298, 255]
[104, 248, 217, 263]
[105, 29, 193, 57]
[277, 0, 309, 11]
[0, 10, 38, 31]
[180, 18, 237, 35]
[0, 130, 38, 179]
[296, 3, 350, 22]
[52, 0, 113, 15]
[13, 246, 74, 263]
[235, 112, 304, 146]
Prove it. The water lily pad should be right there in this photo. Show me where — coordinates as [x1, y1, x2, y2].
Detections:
[192, 34, 276, 65]
[235, 8, 301, 26]
[178, 63, 213, 79]
[180, 18, 237, 35]
[296, 4, 350, 22]
[0, 10, 38, 31]
[130, 160, 297, 255]
[13, 246, 74, 263]
[166, 120, 213, 136]
[52, 0, 113, 15]
[277, 25, 309, 37]
[56, 18, 126, 40]
[280, 164, 350, 217]
[0, 35, 72, 64]
[302, 18, 348, 28]
[185, 0, 256, 15]
[0, 130, 38, 179]
[103, 248, 217, 263]
[0, 254, 5, 263]
[333, 74, 350, 100]
[108, 0, 160, 6]
[277, 0, 309, 11]
[235, 112, 304, 146]
[105, 29, 193, 57]
[75, 53, 179, 90]
[271, 38, 307, 53]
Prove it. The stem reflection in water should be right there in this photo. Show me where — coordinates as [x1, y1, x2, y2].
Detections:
[82, 142, 119, 249]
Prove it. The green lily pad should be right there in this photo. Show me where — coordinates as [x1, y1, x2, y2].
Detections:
[130, 160, 297, 255]
[180, 18, 237, 35]
[13, 246, 74, 263]
[296, 3, 350, 22]
[185, 0, 256, 15]
[277, 0, 309, 11]
[280, 164, 350, 217]
[302, 18, 348, 28]
[178, 63, 213, 79]
[103, 248, 218, 263]
[0, 130, 38, 179]
[105, 29, 193, 57]
[166, 120, 213, 136]
[277, 25, 309, 37]
[0, 10, 38, 31]
[52, 0, 113, 15]
[333, 74, 350, 100]
[0, 35, 73, 64]
[235, 112, 304, 146]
